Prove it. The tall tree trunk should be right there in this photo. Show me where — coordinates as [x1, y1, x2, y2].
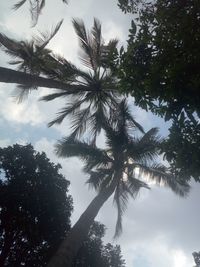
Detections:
[47, 178, 118, 267]
[0, 67, 89, 93]
[0, 67, 71, 90]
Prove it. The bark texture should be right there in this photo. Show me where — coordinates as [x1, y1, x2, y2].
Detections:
[47, 178, 117, 267]
[0, 67, 72, 90]
[0, 67, 90, 94]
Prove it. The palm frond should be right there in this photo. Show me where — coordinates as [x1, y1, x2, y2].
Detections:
[70, 107, 91, 138]
[55, 137, 111, 172]
[91, 18, 102, 68]
[72, 18, 95, 70]
[127, 127, 162, 163]
[13, 0, 27, 10]
[40, 87, 86, 103]
[87, 168, 113, 190]
[13, 84, 37, 103]
[0, 32, 49, 75]
[121, 99, 145, 133]
[100, 39, 118, 68]
[30, 0, 46, 26]
[87, 109, 105, 142]
[139, 128, 160, 145]
[127, 176, 150, 194]
[47, 97, 86, 127]
[40, 54, 83, 82]
[113, 177, 149, 238]
[34, 20, 63, 49]
[13, 0, 68, 26]
[113, 183, 129, 238]
[115, 99, 145, 133]
[0, 33, 21, 52]
[40, 91, 70, 102]
[136, 163, 190, 197]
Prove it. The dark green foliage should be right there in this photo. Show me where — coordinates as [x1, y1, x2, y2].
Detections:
[0, 144, 126, 266]
[162, 120, 200, 182]
[0, 144, 73, 266]
[117, 0, 144, 14]
[13, 0, 68, 26]
[193, 251, 200, 267]
[118, 0, 200, 181]
[73, 222, 125, 267]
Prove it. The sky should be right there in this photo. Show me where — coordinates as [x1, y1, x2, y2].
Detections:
[0, 1, 199, 266]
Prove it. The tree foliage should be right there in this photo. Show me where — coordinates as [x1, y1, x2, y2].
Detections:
[117, 0, 144, 14]
[56, 99, 190, 237]
[0, 18, 119, 144]
[0, 144, 73, 266]
[0, 144, 126, 267]
[73, 222, 125, 267]
[193, 251, 200, 267]
[117, 0, 200, 181]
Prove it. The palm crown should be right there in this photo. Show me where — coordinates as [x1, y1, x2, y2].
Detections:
[55, 100, 190, 237]
[0, 18, 120, 143]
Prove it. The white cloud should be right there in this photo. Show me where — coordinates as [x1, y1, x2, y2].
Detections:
[0, 93, 44, 126]
[103, 20, 124, 42]
[173, 250, 192, 267]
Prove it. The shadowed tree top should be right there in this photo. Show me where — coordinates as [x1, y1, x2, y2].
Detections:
[0, 144, 126, 267]
[117, 0, 200, 182]
[73, 221, 126, 267]
[193, 251, 200, 267]
[0, 144, 73, 266]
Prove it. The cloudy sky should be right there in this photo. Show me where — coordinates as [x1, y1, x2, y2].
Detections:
[0, 1, 199, 266]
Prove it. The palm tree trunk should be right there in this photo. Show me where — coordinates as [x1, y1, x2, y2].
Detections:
[47, 178, 117, 267]
[0, 67, 72, 89]
[0, 66, 76, 90]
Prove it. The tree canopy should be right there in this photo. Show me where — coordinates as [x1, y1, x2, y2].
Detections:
[73, 222, 125, 267]
[0, 144, 126, 267]
[117, 0, 200, 181]
[193, 251, 200, 267]
[0, 144, 73, 266]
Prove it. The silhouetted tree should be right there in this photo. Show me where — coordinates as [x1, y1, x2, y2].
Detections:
[0, 144, 126, 267]
[47, 99, 189, 267]
[193, 251, 200, 267]
[74, 222, 125, 267]
[117, 0, 200, 181]
[0, 18, 119, 144]
[0, 144, 73, 266]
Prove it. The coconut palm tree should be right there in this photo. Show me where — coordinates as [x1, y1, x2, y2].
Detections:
[0, 18, 120, 142]
[47, 99, 190, 267]
[13, 0, 68, 26]
[0, 19, 64, 98]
